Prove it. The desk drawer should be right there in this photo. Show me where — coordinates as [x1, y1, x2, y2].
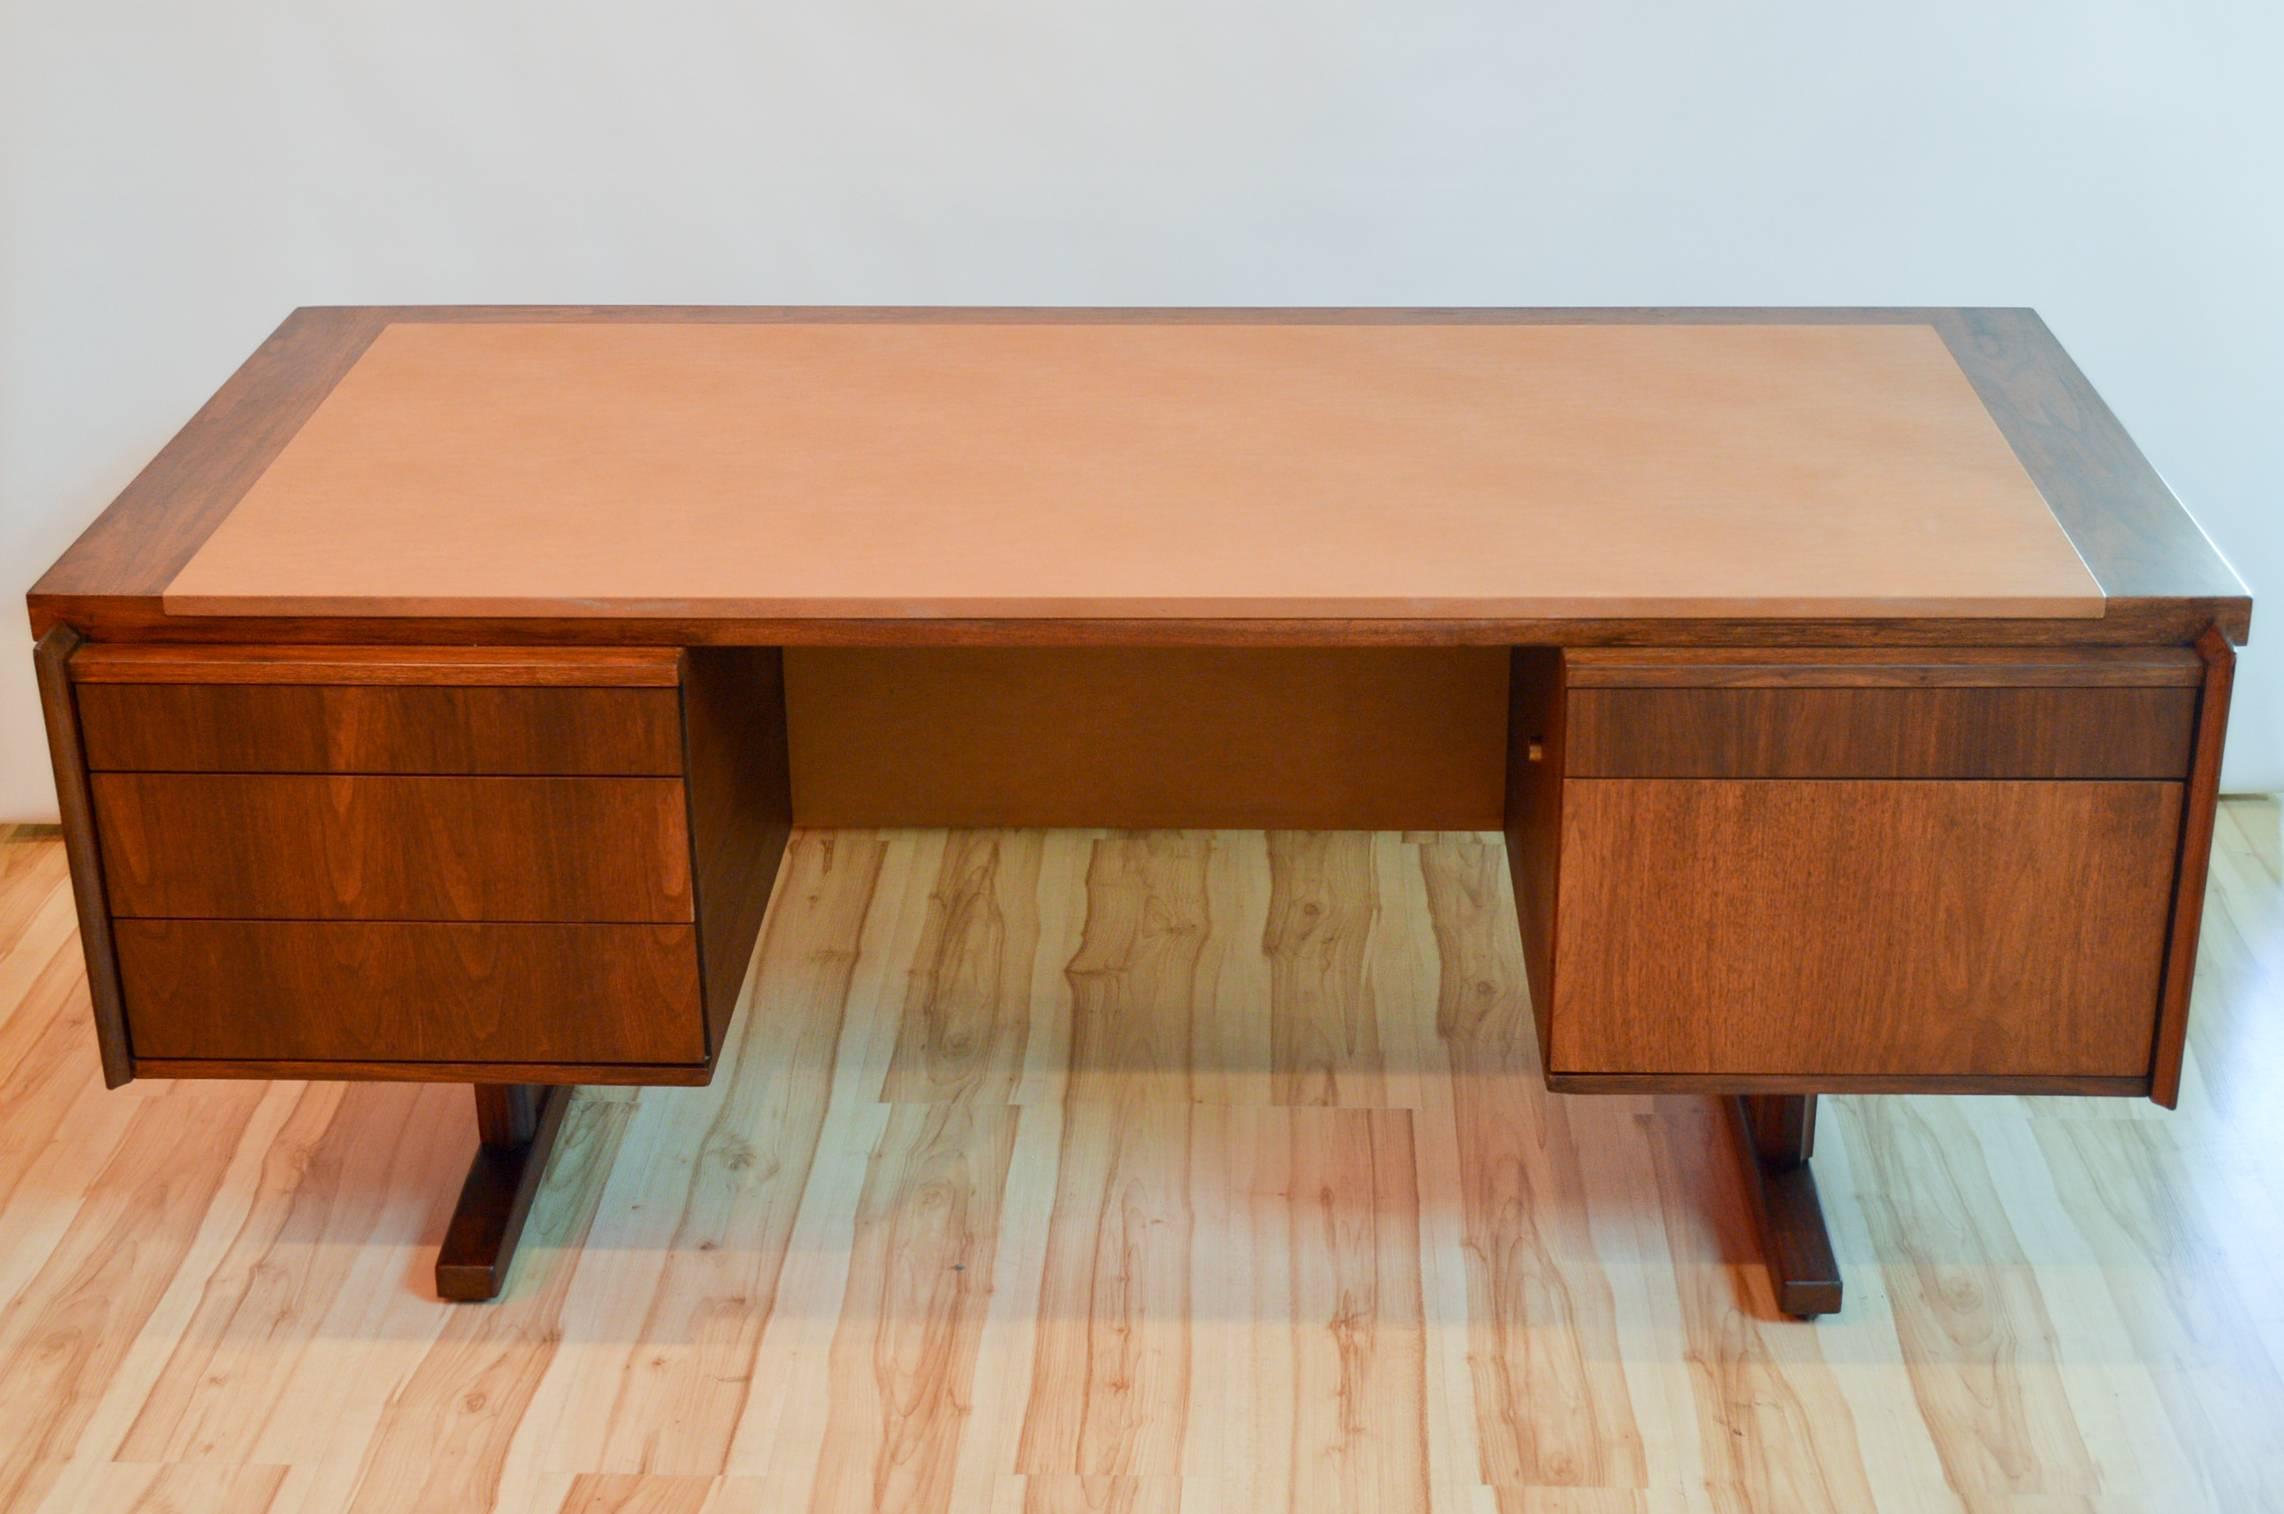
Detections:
[1549, 778, 2182, 1078]
[72, 644, 684, 775]
[78, 682, 683, 775]
[1563, 648, 2201, 779]
[116, 919, 705, 1065]
[94, 773, 693, 921]
[1567, 685, 2196, 778]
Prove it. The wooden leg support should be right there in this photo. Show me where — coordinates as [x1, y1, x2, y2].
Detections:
[1729, 1093, 1844, 1318]
[436, 1083, 572, 1302]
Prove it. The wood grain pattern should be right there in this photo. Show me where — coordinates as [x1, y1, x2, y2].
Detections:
[1264, 833, 1384, 1107]
[680, 647, 793, 1055]
[114, 1082, 468, 1466]
[1279, 1107, 1430, 1511]
[1566, 686, 2196, 778]
[1502, 649, 1564, 1068]
[158, 320, 2100, 622]
[0, 1080, 268, 1511]
[582, 833, 885, 1477]
[1838, 1098, 2099, 1497]
[31, 626, 130, 1086]
[1564, 644, 2206, 687]
[881, 833, 1045, 1105]
[1643, 1100, 1880, 1510]
[344, 1089, 636, 1511]
[68, 643, 682, 685]
[808, 1102, 1019, 1513]
[1553, 780, 2183, 1077]
[77, 681, 684, 775]
[2, 813, 2280, 1509]
[2029, 1117, 2284, 1509]
[34, 601, 2247, 651]
[1019, 837, 1209, 1478]
[1418, 839, 1645, 1489]
[2150, 625, 2237, 1107]
[113, 920, 705, 1065]
[93, 773, 692, 922]
[125, 1056, 713, 1086]
[787, 647, 1508, 830]
[557, 1474, 728, 1513]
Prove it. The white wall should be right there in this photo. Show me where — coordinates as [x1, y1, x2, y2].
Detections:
[5, 1, 2279, 816]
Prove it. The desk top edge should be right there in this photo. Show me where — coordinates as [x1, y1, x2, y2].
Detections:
[28, 305, 2252, 646]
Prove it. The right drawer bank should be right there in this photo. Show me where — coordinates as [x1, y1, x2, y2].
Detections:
[1509, 646, 2219, 1090]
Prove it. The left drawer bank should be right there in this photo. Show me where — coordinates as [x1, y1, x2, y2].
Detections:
[35, 637, 792, 1087]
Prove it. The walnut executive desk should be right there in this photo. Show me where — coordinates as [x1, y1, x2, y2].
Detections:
[28, 308, 2250, 1314]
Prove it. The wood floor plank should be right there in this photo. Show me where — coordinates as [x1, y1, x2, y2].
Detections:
[946, 1094, 1067, 1514]
[718, 837, 934, 1492]
[1010, 1473, 1185, 1513]
[1179, 1104, 1281, 1497]
[1644, 1100, 1880, 1513]
[1188, 830, 1275, 1108]
[1017, 1096, 1197, 1482]
[1060, 834, 1214, 1103]
[556, 1472, 721, 1513]
[2180, 801, 2284, 1157]
[1838, 1098, 2100, 1499]
[882, 832, 1046, 1105]
[0, 836, 70, 997]
[0, 1079, 268, 1512]
[808, 1102, 1021, 1514]
[342, 1090, 634, 1513]
[577, 833, 889, 1476]
[527, 831, 890, 1479]
[0, 942, 117, 1226]
[1004, 830, 1103, 1108]
[1019, 836, 1212, 1478]
[1415, 839, 1646, 1491]
[2031, 1118, 2284, 1509]
[0, 871, 74, 1017]
[1281, 1106, 1430, 1511]
[37, 1459, 294, 1514]
[553, 1473, 774, 1512]
[1262, 833, 1388, 1108]
[1183, 1104, 1431, 1512]
[115, 1083, 406, 1461]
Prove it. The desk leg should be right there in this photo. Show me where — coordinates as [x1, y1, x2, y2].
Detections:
[436, 1083, 573, 1302]
[1729, 1093, 1844, 1318]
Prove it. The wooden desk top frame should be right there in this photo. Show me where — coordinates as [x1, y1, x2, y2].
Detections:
[27, 306, 2250, 650]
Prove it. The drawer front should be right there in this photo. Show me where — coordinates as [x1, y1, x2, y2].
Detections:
[1566, 685, 2197, 778]
[94, 773, 693, 922]
[117, 919, 705, 1065]
[1551, 779, 2181, 1078]
[77, 681, 684, 775]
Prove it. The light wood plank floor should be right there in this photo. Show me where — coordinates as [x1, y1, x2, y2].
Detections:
[0, 809, 2279, 1513]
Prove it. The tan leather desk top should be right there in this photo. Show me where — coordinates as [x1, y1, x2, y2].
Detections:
[159, 318, 2102, 621]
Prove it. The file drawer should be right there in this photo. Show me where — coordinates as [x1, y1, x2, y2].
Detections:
[1549, 778, 2182, 1078]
